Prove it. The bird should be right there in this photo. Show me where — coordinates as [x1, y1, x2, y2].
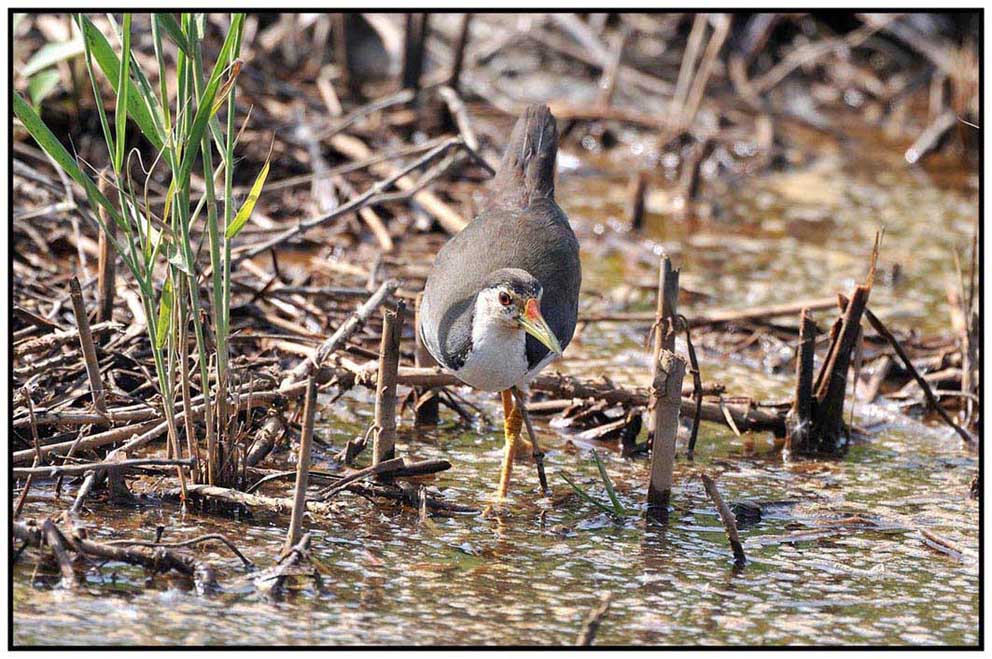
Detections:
[419, 104, 581, 501]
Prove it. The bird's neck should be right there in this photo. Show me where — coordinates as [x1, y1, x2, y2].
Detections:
[456, 307, 528, 392]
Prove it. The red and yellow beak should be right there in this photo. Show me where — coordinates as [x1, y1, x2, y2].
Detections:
[518, 298, 562, 355]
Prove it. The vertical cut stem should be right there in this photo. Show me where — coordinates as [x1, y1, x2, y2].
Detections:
[69, 277, 107, 415]
[373, 302, 405, 468]
[647, 255, 679, 439]
[682, 318, 704, 461]
[332, 13, 357, 97]
[447, 13, 472, 92]
[626, 171, 648, 231]
[646, 351, 686, 524]
[786, 308, 817, 454]
[401, 13, 429, 92]
[809, 286, 870, 452]
[285, 376, 317, 554]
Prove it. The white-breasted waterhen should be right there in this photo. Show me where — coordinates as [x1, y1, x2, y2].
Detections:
[419, 104, 581, 500]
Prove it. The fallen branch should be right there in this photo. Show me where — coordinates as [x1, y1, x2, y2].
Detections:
[281, 279, 399, 388]
[849, 297, 976, 448]
[13, 457, 195, 478]
[582, 296, 838, 326]
[575, 592, 614, 646]
[13, 321, 123, 359]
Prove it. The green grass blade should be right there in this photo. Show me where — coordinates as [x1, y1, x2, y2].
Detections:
[27, 69, 62, 106]
[13, 91, 118, 221]
[21, 37, 85, 77]
[154, 12, 190, 55]
[78, 15, 115, 158]
[154, 277, 174, 348]
[591, 450, 627, 516]
[78, 14, 164, 151]
[111, 15, 167, 150]
[113, 13, 132, 172]
[559, 471, 619, 517]
[149, 14, 172, 133]
[225, 158, 269, 239]
[176, 15, 242, 187]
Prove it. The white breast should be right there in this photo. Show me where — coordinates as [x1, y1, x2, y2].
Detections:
[454, 325, 529, 392]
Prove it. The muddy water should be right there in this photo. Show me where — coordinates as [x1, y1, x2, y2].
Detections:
[13, 128, 978, 646]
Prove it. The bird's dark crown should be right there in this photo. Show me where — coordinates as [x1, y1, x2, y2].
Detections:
[482, 268, 542, 298]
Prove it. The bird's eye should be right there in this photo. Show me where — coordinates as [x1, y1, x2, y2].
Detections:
[498, 291, 512, 307]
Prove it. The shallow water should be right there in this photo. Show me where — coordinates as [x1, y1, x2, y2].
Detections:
[13, 124, 979, 646]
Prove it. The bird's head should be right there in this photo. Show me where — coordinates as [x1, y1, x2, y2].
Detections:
[475, 268, 562, 355]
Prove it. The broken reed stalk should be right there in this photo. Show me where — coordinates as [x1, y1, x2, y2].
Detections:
[809, 285, 870, 454]
[41, 518, 77, 589]
[447, 13, 472, 91]
[285, 376, 317, 554]
[401, 12, 429, 92]
[680, 316, 704, 461]
[281, 278, 398, 388]
[647, 255, 679, 440]
[646, 350, 687, 524]
[413, 294, 440, 426]
[332, 14, 358, 99]
[576, 592, 614, 646]
[700, 473, 747, 567]
[596, 28, 627, 108]
[373, 301, 405, 468]
[69, 277, 107, 415]
[626, 170, 648, 231]
[785, 308, 817, 455]
[437, 85, 485, 158]
[681, 138, 716, 215]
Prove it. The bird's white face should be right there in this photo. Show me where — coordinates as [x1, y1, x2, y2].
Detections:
[475, 285, 532, 330]
[473, 284, 562, 355]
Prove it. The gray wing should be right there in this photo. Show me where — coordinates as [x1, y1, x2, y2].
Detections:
[419, 199, 581, 371]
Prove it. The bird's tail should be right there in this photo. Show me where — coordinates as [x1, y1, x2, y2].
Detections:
[489, 104, 558, 207]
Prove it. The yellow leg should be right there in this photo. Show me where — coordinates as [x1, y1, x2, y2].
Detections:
[496, 390, 523, 500]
